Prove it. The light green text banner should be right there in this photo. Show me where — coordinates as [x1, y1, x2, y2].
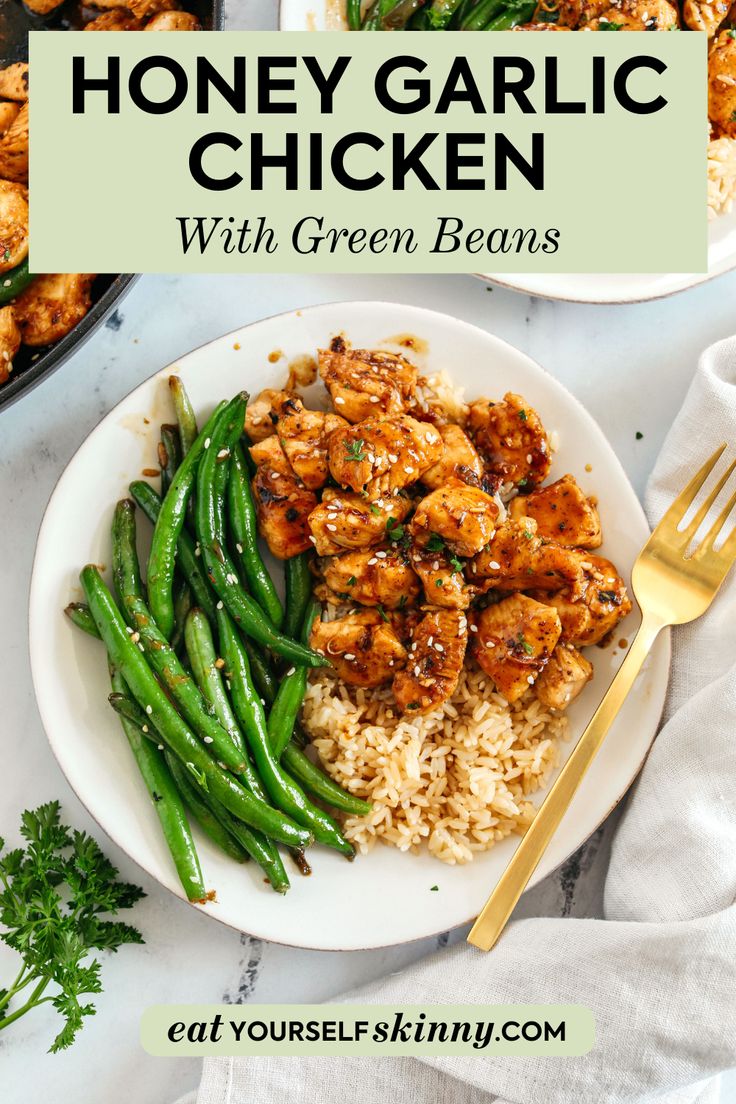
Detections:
[140, 1003, 595, 1056]
[30, 32, 706, 274]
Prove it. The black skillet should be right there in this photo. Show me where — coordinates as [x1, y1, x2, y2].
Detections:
[0, 0, 225, 413]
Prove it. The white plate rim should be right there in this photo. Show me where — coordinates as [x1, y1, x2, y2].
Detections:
[28, 299, 671, 951]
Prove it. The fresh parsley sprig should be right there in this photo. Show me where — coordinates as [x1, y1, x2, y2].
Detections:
[0, 802, 144, 1052]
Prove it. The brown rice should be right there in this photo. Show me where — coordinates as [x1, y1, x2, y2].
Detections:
[303, 662, 568, 865]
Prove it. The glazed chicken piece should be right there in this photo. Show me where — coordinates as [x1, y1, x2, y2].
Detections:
[23, 0, 64, 13]
[318, 336, 418, 423]
[322, 546, 421, 610]
[0, 65, 28, 103]
[684, 0, 729, 34]
[13, 275, 94, 346]
[539, 554, 631, 647]
[0, 306, 21, 385]
[249, 436, 317, 560]
[89, 0, 179, 18]
[0, 103, 20, 136]
[708, 32, 736, 138]
[328, 415, 443, 496]
[470, 595, 562, 704]
[467, 392, 551, 489]
[535, 643, 593, 712]
[420, 423, 484, 490]
[245, 389, 346, 490]
[308, 489, 412, 556]
[145, 9, 201, 26]
[587, 0, 679, 28]
[393, 608, 468, 715]
[310, 610, 407, 687]
[85, 10, 145, 27]
[0, 180, 28, 273]
[411, 479, 500, 558]
[508, 474, 601, 549]
[0, 103, 28, 184]
[410, 545, 475, 609]
[471, 517, 586, 598]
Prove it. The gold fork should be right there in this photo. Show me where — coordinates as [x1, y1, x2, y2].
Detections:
[468, 444, 736, 952]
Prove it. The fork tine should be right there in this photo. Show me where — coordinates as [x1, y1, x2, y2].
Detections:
[681, 458, 736, 543]
[655, 445, 727, 536]
[693, 483, 736, 559]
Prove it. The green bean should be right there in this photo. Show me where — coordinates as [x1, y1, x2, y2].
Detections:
[218, 607, 353, 857]
[0, 258, 33, 306]
[283, 553, 311, 642]
[484, 0, 535, 25]
[109, 665, 207, 902]
[347, 0, 362, 28]
[112, 499, 144, 623]
[80, 566, 311, 850]
[195, 402, 328, 670]
[228, 442, 284, 629]
[165, 751, 289, 892]
[164, 751, 250, 865]
[269, 598, 319, 759]
[170, 577, 193, 656]
[168, 376, 199, 457]
[129, 480, 216, 623]
[459, 0, 504, 28]
[147, 399, 228, 639]
[184, 608, 266, 802]
[159, 425, 182, 497]
[64, 602, 100, 639]
[281, 744, 372, 817]
[242, 640, 278, 707]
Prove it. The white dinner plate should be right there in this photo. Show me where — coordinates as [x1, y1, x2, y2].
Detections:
[29, 301, 670, 950]
[278, 2, 735, 304]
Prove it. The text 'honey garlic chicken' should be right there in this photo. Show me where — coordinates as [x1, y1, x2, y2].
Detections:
[471, 517, 586, 598]
[245, 389, 347, 490]
[420, 423, 483, 490]
[328, 415, 443, 496]
[308, 489, 412, 556]
[468, 392, 551, 489]
[249, 435, 317, 560]
[322, 545, 420, 609]
[537, 554, 632, 647]
[318, 336, 418, 423]
[411, 479, 500, 558]
[470, 594, 562, 704]
[535, 643, 592, 712]
[393, 608, 468, 715]
[508, 474, 601, 549]
[309, 610, 407, 687]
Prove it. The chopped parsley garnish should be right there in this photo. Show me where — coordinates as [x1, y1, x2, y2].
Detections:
[344, 439, 366, 462]
[523, 529, 534, 541]
[517, 477, 529, 490]
[398, 595, 408, 610]
[598, 20, 623, 29]
[516, 633, 534, 656]
[730, 28, 736, 38]
[376, 604, 389, 622]
[185, 762, 208, 790]
[518, 409, 528, 421]
[598, 589, 619, 604]
[435, 579, 444, 587]
[425, 533, 445, 553]
[386, 517, 405, 542]
[346, 575, 357, 586]
[369, 504, 381, 516]
[430, 885, 439, 891]
[731, 110, 736, 123]
[407, 702, 421, 710]
[449, 555, 464, 575]
[635, 431, 644, 440]
[2, 249, 9, 261]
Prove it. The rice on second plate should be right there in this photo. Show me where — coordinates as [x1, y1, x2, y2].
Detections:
[304, 663, 568, 865]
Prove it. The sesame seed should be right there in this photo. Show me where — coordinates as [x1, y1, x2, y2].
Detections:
[427, 636, 433, 646]
[236, 543, 243, 554]
[2, 351, 9, 362]
[344, 653, 356, 661]
[435, 643, 444, 652]
[2, 280, 9, 288]
[369, 395, 379, 403]
[432, 561, 439, 571]
[326, 523, 337, 532]
[286, 667, 296, 676]
[404, 467, 414, 475]
[195, 545, 201, 557]
[216, 448, 229, 460]
[367, 557, 378, 565]
[485, 640, 494, 648]
[376, 551, 387, 559]
[125, 626, 133, 635]
[204, 437, 211, 448]
[270, 471, 281, 479]
[146, 705, 153, 715]
[414, 665, 421, 676]
[527, 675, 535, 684]
[142, 725, 149, 733]
[216, 601, 224, 609]
[226, 573, 238, 584]
[204, 736, 214, 744]
[131, 631, 140, 643]
[388, 659, 394, 666]
[158, 743, 164, 750]
[251, 415, 262, 424]
[138, 643, 145, 652]
[526, 454, 532, 463]
[335, 396, 346, 405]
[470, 624, 478, 632]
[388, 454, 399, 463]
[489, 561, 501, 570]
[309, 535, 317, 544]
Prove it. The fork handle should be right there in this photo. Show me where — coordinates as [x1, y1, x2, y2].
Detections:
[467, 612, 665, 951]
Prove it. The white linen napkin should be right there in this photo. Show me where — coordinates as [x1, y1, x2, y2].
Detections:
[191, 338, 736, 1104]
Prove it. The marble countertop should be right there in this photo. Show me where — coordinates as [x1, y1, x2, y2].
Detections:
[3, 269, 736, 1103]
